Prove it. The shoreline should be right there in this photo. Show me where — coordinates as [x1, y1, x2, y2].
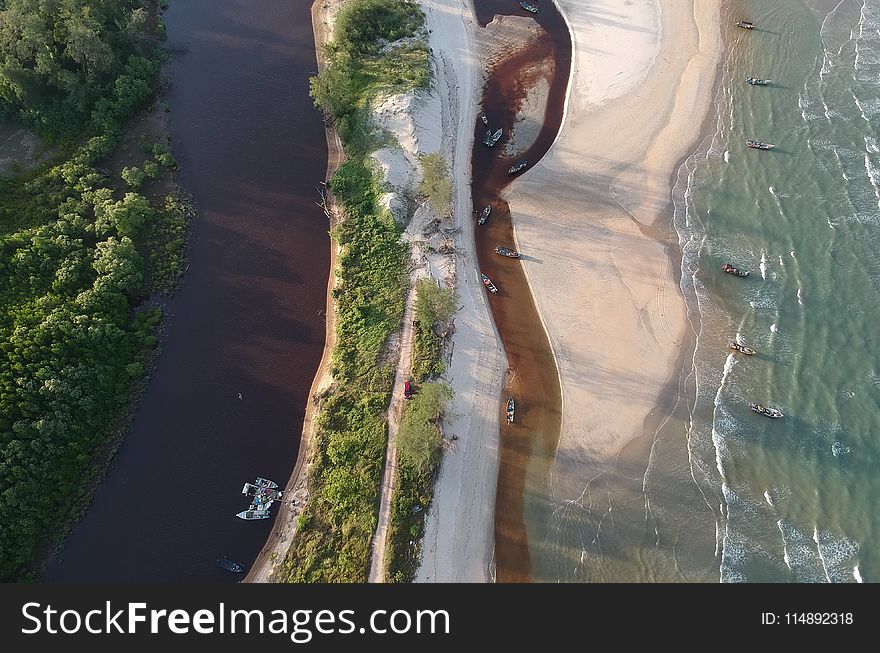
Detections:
[506, 0, 723, 580]
[244, 0, 342, 583]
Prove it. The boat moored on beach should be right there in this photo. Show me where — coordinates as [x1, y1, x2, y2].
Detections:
[478, 205, 491, 224]
[483, 128, 503, 147]
[749, 403, 783, 419]
[506, 396, 515, 424]
[508, 159, 528, 175]
[242, 482, 283, 502]
[520, 1, 540, 13]
[747, 139, 776, 150]
[721, 263, 749, 277]
[746, 77, 772, 85]
[481, 273, 498, 294]
[217, 556, 245, 573]
[736, 20, 755, 29]
[255, 477, 278, 489]
[729, 340, 757, 355]
[494, 245, 521, 258]
[479, 111, 488, 125]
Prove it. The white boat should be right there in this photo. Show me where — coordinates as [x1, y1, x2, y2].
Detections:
[236, 509, 271, 520]
[481, 273, 498, 294]
[508, 159, 528, 175]
[478, 205, 491, 224]
[506, 396, 515, 424]
[745, 77, 772, 85]
[255, 477, 278, 489]
[520, 2, 539, 13]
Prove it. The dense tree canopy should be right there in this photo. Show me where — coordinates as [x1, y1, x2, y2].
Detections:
[0, 0, 177, 579]
[0, 0, 150, 136]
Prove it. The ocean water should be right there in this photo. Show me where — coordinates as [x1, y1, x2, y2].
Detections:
[533, 0, 879, 582]
[672, 0, 879, 582]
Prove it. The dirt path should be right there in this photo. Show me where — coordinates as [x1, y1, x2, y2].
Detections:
[367, 283, 420, 582]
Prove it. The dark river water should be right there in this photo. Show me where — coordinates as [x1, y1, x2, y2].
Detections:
[45, 0, 329, 582]
[472, 0, 571, 581]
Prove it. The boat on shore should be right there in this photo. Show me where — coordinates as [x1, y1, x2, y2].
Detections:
[236, 509, 271, 520]
[746, 77, 772, 85]
[483, 128, 503, 147]
[481, 273, 498, 294]
[478, 205, 491, 224]
[520, 1, 540, 13]
[494, 245, 521, 258]
[749, 403, 783, 419]
[736, 20, 755, 29]
[217, 556, 245, 573]
[747, 139, 776, 150]
[729, 340, 757, 355]
[506, 396, 515, 424]
[721, 263, 749, 277]
[479, 111, 488, 125]
[508, 159, 528, 175]
[243, 482, 283, 502]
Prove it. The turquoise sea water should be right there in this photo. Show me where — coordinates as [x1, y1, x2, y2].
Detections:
[676, 0, 880, 583]
[533, 0, 879, 582]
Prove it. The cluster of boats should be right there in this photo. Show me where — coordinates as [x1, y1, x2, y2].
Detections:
[236, 477, 282, 520]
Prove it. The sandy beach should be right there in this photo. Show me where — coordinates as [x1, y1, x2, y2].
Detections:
[504, 0, 722, 579]
[417, 0, 722, 581]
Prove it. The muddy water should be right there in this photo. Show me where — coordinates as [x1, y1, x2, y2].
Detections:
[472, 1, 571, 582]
[44, 0, 329, 582]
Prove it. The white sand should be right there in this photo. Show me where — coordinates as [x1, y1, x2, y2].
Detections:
[414, 0, 507, 583]
[505, 0, 721, 579]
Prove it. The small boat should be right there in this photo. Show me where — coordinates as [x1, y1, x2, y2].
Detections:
[483, 128, 503, 147]
[506, 396, 515, 424]
[236, 509, 271, 520]
[508, 159, 528, 175]
[747, 139, 775, 150]
[728, 340, 757, 355]
[749, 403, 783, 419]
[242, 483, 283, 501]
[745, 77, 772, 86]
[736, 20, 755, 30]
[494, 245, 521, 258]
[479, 112, 488, 125]
[217, 556, 245, 573]
[520, 1, 540, 13]
[478, 205, 491, 224]
[721, 263, 749, 277]
[481, 273, 498, 294]
[255, 477, 278, 489]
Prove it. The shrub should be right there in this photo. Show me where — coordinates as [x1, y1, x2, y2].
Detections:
[121, 166, 147, 189]
[418, 153, 452, 216]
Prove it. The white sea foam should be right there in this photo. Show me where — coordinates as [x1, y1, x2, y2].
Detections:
[723, 150, 729, 163]
[770, 323, 778, 332]
[797, 288, 804, 305]
[759, 251, 767, 279]
[854, 565, 863, 583]
[764, 491, 774, 508]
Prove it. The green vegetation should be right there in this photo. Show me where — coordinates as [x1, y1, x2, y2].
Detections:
[411, 279, 455, 382]
[280, 0, 429, 583]
[0, 1, 187, 580]
[385, 283, 455, 583]
[418, 153, 452, 216]
[395, 382, 452, 473]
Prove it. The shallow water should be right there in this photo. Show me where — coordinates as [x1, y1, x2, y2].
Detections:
[536, 0, 879, 583]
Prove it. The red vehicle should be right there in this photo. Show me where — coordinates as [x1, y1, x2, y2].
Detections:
[404, 380, 413, 399]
